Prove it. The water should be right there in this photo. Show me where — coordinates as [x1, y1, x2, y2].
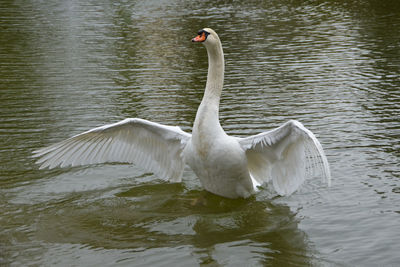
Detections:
[1, 0, 399, 265]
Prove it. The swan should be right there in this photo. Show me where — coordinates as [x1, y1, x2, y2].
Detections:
[33, 28, 331, 199]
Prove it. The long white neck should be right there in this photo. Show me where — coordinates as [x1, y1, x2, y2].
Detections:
[193, 39, 225, 132]
[203, 40, 224, 104]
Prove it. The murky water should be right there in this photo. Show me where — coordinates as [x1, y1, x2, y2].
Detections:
[1, 0, 399, 266]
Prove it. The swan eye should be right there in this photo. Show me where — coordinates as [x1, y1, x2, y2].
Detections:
[197, 30, 210, 39]
[197, 30, 210, 38]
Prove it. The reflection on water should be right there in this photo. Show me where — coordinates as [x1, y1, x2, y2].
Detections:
[33, 184, 311, 266]
[1, 0, 399, 266]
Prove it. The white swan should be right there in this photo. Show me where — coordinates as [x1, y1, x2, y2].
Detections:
[33, 28, 331, 199]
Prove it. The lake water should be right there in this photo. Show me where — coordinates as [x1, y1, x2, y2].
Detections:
[1, 0, 399, 266]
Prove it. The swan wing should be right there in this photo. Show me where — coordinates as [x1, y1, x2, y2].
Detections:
[238, 120, 330, 196]
[33, 118, 191, 182]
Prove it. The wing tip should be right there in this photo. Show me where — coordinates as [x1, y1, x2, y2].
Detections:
[31, 147, 48, 158]
[323, 161, 332, 187]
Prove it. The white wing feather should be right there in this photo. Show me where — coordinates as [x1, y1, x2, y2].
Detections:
[238, 120, 331, 196]
[33, 118, 191, 182]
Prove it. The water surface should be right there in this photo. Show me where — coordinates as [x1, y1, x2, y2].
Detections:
[1, 0, 399, 266]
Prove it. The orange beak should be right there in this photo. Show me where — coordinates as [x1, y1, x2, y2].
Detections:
[192, 32, 206, 42]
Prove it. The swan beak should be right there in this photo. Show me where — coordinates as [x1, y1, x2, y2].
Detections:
[192, 32, 206, 42]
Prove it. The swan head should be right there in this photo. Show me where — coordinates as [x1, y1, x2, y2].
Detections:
[191, 28, 220, 47]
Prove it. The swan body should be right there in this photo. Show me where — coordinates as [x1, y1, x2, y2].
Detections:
[33, 28, 331, 199]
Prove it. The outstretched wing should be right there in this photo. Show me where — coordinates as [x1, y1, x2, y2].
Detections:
[33, 118, 191, 182]
[238, 120, 330, 196]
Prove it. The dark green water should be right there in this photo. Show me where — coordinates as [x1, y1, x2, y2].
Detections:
[1, 0, 399, 266]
